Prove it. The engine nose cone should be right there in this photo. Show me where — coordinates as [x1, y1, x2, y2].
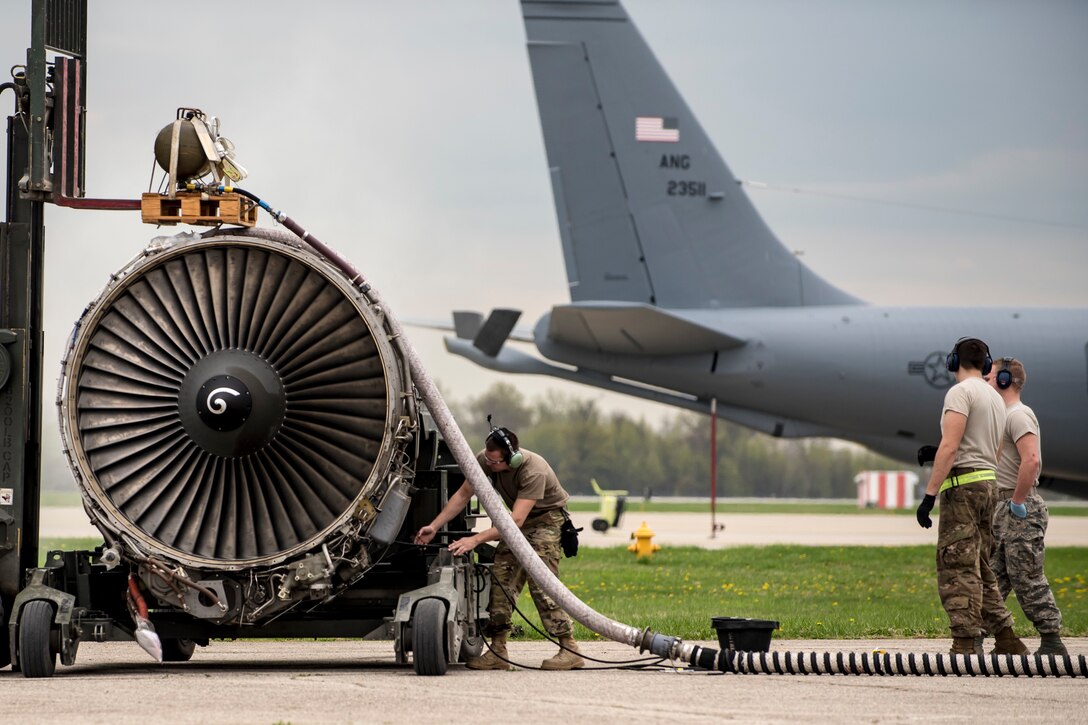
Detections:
[179, 349, 286, 458]
[197, 375, 252, 431]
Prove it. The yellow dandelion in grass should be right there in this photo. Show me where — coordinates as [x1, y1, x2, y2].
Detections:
[761, 582, 770, 591]
[832, 601, 839, 606]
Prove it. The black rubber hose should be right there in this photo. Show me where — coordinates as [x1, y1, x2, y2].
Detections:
[688, 646, 1088, 677]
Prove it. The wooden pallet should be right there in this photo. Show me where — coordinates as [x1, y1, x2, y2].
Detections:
[141, 191, 258, 227]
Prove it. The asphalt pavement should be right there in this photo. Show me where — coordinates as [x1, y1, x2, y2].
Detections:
[2, 638, 1085, 724]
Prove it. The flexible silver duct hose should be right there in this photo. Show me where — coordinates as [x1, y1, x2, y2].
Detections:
[407, 333, 649, 646]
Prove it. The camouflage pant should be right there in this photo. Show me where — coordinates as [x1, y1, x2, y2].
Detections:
[991, 491, 1063, 634]
[485, 509, 573, 639]
[936, 482, 1014, 638]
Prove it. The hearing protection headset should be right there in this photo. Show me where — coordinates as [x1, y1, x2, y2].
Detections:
[945, 337, 993, 376]
[995, 357, 1015, 390]
[486, 414, 524, 469]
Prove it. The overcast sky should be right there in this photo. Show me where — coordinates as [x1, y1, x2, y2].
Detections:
[2, 0, 1086, 461]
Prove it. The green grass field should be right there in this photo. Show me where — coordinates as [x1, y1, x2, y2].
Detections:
[538, 545, 1088, 641]
[37, 538, 1086, 641]
[39, 537, 104, 562]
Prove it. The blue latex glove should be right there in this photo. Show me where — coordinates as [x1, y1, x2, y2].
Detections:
[1009, 501, 1028, 519]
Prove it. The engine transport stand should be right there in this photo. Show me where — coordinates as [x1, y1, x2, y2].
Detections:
[8, 415, 490, 677]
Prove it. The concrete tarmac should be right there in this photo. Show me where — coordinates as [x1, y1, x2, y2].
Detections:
[1, 638, 1085, 724]
[41, 507, 1088, 547]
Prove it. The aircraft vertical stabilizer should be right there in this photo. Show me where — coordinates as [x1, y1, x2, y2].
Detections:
[521, 0, 860, 309]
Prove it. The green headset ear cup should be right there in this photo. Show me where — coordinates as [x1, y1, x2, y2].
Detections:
[508, 450, 524, 468]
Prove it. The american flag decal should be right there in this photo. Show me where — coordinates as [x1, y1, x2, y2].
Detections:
[635, 116, 679, 142]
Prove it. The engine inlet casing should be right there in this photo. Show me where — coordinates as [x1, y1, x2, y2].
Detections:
[58, 228, 413, 572]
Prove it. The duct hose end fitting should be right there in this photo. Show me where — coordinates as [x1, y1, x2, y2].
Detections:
[638, 628, 681, 659]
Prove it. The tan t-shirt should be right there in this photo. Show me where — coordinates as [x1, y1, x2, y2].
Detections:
[941, 377, 1006, 470]
[995, 402, 1041, 490]
[475, 448, 569, 513]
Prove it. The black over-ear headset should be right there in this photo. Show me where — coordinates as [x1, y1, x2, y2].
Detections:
[486, 414, 524, 469]
[995, 357, 1015, 390]
[946, 337, 993, 376]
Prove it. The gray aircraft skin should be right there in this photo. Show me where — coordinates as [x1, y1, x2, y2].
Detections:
[444, 0, 1087, 493]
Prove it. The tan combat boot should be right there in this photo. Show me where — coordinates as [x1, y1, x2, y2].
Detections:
[991, 626, 1029, 656]
[540, 636, 585, 670]
[1035, 632, 1068, 656]
[466, 634, 513, 671]
[950, 637, 983, 656]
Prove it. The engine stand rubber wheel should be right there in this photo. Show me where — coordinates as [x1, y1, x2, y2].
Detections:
[411, 598, 448, 676]
[161, 638, 198, 662]
[18, 600, 57, 678]
[0, 597, 11, 670]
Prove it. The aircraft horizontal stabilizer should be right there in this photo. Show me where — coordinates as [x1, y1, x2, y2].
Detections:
[453, 311, 484, 340]
[547, 303, 747, 355]
[440, 309, 536, 357]
[445, 335, 703, 411]
[472, 308, 522, 356]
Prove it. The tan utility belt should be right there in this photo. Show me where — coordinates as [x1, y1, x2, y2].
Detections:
[939, 469, 996, 493]
[995, 486, 1036, 500]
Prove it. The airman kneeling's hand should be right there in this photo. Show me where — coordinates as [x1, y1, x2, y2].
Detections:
[413, 525, 437, 546]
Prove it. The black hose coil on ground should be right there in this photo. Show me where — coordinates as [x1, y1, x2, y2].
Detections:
[690, 648, 1088, 677]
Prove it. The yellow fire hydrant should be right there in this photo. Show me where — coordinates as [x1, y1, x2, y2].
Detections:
[628, 521, 661, 560]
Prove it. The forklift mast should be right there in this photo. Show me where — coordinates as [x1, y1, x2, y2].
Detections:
[1, 0, 88, 652]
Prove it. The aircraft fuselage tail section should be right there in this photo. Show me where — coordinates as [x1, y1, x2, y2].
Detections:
[522, 0, 860, 309]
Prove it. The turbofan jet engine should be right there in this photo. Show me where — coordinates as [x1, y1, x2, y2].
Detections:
[57, 227, 416, 624]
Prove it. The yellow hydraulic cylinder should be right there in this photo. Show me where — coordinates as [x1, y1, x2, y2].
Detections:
[628, 521, 661, 560]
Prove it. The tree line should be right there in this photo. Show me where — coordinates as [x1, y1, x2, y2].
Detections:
[448, 382, 904, 499]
